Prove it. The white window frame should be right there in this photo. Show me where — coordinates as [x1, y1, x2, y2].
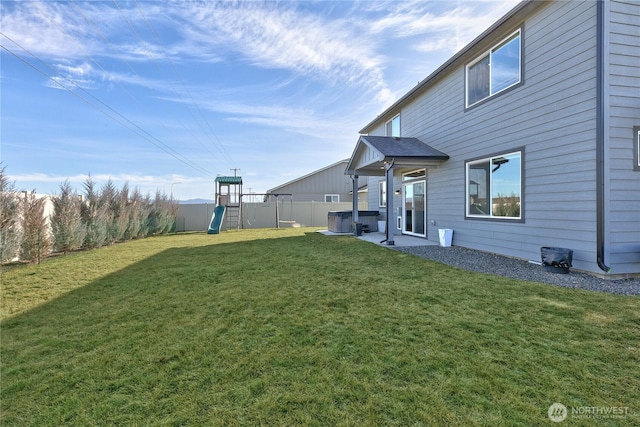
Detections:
[465, 150, 522, 220]
[402, 169, 426, 181]
[634, 126, 640, 171]
[465, 29, 522, 108]
[325, 194, 340, 203]
[379, 180, 386, 207]
[385, 114, 401, 137]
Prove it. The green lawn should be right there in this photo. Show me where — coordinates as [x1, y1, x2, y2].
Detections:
[1, 228, 638, 426]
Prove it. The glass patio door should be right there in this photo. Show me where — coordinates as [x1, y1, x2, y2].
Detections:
[403, 180, 426, 237]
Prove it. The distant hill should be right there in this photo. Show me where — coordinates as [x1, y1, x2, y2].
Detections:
[179, 199, 215, 204]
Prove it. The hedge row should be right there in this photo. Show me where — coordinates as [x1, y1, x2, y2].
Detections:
[1, 166, 178, 264]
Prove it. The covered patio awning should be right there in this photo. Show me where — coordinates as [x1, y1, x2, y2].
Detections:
[345, 135, 449, 176]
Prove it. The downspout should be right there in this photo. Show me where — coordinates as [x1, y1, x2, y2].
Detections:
[351, 175, 359, 227]
[596, 0, 611, 272]
[385, 159, 395, 246]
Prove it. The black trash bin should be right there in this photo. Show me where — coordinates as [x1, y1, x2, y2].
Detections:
[353, 222, 363, 236]
[541, 247, 573, 274]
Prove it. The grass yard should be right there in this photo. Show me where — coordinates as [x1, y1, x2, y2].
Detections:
[1, 228, 638, 426]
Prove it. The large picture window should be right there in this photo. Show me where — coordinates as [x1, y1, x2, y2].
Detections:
[466, 151, 522, 219]
[466, 29, 521, 107]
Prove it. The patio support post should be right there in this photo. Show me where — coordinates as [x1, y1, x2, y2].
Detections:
[385, 160, 395, 246]
[351, 175, 359, 224]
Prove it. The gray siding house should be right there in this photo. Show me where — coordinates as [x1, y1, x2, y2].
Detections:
[346, 0, 639, 276]
[268, 159, 363, 203]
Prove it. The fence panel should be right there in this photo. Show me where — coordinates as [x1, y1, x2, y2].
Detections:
[176, 202, 369, 231]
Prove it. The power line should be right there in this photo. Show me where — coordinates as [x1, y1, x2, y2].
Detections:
[113, 0, 237, 169]
[0, 32, 217, 180]
[132, 0, 238, 169]
[69, 0, 224, 169]
[31, 1, 141, 108]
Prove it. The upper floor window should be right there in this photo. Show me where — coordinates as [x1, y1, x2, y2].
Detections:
[325, 194, 340, 203]
[385, 114, 400, 137]
[466, 150, 522, 220]
[466, 29, 521, 107]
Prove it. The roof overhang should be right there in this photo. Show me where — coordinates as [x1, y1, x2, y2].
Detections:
[215, 176, 243, 184]
[345, 136, 449, 176]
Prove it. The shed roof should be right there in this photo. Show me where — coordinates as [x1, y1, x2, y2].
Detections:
[215, 176, 243, 184]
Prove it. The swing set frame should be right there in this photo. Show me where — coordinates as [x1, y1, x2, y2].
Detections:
[239, 193, 295, 229]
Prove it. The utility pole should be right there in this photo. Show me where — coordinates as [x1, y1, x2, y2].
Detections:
[230, 168, 240, 177]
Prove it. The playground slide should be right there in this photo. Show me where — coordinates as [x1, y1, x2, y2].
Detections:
[207, 205, 226, 234]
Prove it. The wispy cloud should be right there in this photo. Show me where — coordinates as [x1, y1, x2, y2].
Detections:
[365, 0, 520, 51]
[9, 172, 208, 193]
[176, 2, 392, 103]
[1, 1, 517, 104]
[2, 0, 522, 196]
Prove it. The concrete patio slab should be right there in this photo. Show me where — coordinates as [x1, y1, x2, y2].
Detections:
[318, 230, 438, 247]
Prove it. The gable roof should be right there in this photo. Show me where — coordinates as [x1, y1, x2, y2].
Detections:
[346, 136, 449, 176]
[267, 159, 349, 193]
[363, 136, 450, 158]
[360, 0, 544, 134]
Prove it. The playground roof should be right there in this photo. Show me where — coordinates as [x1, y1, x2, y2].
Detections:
[215, 176, 243, 184]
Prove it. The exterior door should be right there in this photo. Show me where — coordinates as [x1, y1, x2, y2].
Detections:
[403, 180, 426, 237]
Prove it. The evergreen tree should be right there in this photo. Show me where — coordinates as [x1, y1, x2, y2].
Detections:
[20, 190, 53, 263]
[51, 180, 86, 253]
[0, 165, 22, 263]
[81, 177, 110, 249]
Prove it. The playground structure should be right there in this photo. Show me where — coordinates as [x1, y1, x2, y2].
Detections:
[208, 175, 295, 233]
[208, 176, 242, 234]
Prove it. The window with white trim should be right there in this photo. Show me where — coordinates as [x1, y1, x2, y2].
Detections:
[385, 114, 400, 137]
[466, 151, 522, 219]
[325, 194, 339, 203]
[379, 180, 386, 207]
[466, 29, 521, 107]
[634, 126, 640, 171]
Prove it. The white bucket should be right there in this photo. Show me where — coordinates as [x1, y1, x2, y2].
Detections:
[438, 229, 453, 247]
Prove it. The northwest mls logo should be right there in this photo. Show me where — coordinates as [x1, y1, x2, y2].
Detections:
[548, 403, 568, 422]
[548, 403, 631, 422]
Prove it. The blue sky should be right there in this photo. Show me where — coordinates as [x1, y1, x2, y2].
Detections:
[1, 0, 519, 201]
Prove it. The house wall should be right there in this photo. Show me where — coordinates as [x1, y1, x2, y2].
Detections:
[368, 1, 616, 273]
[268, 161, 354, 203]
[607, 0, 640, 274]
